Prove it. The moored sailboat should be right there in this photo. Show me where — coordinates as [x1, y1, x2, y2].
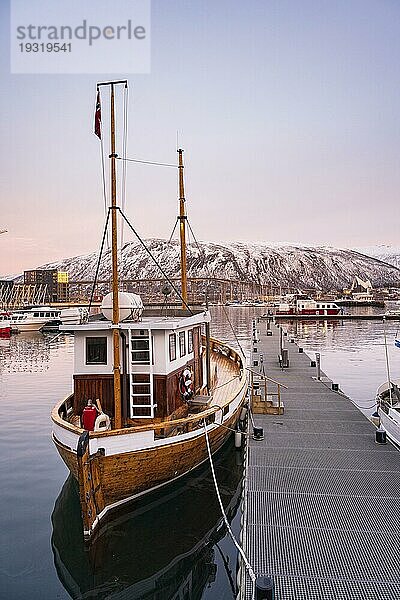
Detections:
[375, 318, 400, 448]
[376, 378, 400, 447]
[51, 81, 248, 540]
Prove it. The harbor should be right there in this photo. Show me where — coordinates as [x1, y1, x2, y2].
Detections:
[1, 308, 400, 598]
[239, 318, 400, 599]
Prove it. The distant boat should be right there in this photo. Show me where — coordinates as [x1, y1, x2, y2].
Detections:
[0, 311, 11, 337]
[376, 378, 400, 448]
[51, 81, 248, 540]
[273, 296, 341, 317]
[10, 306, 61, 332]
[60, 307, 88, 325]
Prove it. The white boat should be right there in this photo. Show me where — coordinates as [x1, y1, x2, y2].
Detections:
[51, 81, 248, 540]
[376, 378, 400, 447]
[10, 306, 61, 332]
[273, 295, 341, 316]
[60, 307, 89, 325]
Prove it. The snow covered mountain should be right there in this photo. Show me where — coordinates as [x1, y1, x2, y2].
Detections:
[353, 246, 400, 269]
[39, 239, 400, 291]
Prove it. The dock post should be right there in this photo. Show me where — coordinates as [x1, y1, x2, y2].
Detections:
[316, 352, 321, 380]
[255, 576, 274, 599]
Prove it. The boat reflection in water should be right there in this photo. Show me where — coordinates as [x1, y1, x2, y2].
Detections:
[51, 438, 243, 599]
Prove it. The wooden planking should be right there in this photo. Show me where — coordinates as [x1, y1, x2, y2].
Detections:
[56, 408, 241, 509]
[73, 374, 114, 417]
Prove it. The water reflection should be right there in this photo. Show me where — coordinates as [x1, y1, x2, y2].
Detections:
[0, 332, 52, 373]
[51, 440, 243, 600]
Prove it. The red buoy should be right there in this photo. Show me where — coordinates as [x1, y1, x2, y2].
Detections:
[82, 401, 98, 431]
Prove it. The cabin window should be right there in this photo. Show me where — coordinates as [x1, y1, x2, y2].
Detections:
[34, 312, 40, 317]
[131, 337, 151, 364]
[179, 331, 186, 357]
[169, 334, 176, 361]
[86, 337, 107, 364]
[188, 329, 193, 354]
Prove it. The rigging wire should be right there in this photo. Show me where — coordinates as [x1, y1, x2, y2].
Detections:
[117, 207, 194, 315]
[87, 208, 112, 318]
[116, 156, 177, 168]
[167, 218, 179, 245]
[383, 316, 393, 405]
[186, 218, 247, 359]
[202, 419, 256, 599]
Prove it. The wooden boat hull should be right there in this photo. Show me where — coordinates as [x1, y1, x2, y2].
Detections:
[51, 438, 243, 599]
[53, 360, 247, 539]
[53, 406, 242, 509]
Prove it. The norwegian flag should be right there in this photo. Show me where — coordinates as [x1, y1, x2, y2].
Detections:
[94, 90, 101, 139]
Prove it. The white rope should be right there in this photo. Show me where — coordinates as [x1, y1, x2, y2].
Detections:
[202, 419, 256, 597]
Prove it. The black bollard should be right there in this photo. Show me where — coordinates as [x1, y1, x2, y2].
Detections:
[332, 383, 339, 391]
[253, 426, 264, 441]
[375, 427, 387, 445]
[299, 347, 303, 353]
[255, 576, 274, 599]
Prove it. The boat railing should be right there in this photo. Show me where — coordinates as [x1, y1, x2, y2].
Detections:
[53, 370, 247, 440]
[53, 337, 247, 439]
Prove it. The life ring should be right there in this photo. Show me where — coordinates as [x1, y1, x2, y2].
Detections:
[179, 366, 194, 402]
[94, 412, 111, 431]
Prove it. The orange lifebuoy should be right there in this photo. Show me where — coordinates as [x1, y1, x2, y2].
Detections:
[179, 366, 194, 402]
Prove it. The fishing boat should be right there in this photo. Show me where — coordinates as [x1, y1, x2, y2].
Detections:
[10, 306, 61, 332]
[0, 311, 11, 337]
[51, 80, 247, 540]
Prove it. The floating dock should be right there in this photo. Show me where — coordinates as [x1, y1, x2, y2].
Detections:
[239, 319, 400, 599]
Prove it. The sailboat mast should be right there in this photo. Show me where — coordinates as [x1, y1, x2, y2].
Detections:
[178, 149, 188, 309]
[110, 82, 122, 428]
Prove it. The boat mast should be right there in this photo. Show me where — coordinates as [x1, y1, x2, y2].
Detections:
[98, 79, 127, 429]
[383, 316, 393, 407]
[178, 149, 188, 309]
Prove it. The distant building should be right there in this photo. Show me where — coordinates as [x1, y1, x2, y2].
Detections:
[24, 269, 69, 302]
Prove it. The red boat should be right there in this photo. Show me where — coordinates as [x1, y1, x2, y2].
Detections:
[0, 311, 11, 337]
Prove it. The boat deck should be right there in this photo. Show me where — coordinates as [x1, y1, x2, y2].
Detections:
[241, 320, 400, 600]
[209, 348, 244, 407]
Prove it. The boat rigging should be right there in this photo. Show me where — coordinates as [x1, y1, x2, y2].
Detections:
[51, 80, 248, 540]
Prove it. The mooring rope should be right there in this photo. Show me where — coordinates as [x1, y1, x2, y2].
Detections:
[202, 419, 256, 598]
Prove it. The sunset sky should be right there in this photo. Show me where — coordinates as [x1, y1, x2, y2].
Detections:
[1, 0, 399, 276]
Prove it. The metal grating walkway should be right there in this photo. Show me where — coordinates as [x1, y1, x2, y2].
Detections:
[241, 320, 400, 599]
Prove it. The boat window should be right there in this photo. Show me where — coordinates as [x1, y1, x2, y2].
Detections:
[179, 331, 186, 357]
[131, 337, 150, 364]
[317, 304, 320, 308]
[169, 333, 176, 361]
[34, 312, 40, 317]
[188, 329, 193, 354]
[86, 337, 107, 365]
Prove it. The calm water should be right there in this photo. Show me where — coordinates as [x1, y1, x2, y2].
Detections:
[0, 307, 399, 599]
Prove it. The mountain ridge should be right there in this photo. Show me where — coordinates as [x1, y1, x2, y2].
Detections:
[37, 239, 400, 291]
